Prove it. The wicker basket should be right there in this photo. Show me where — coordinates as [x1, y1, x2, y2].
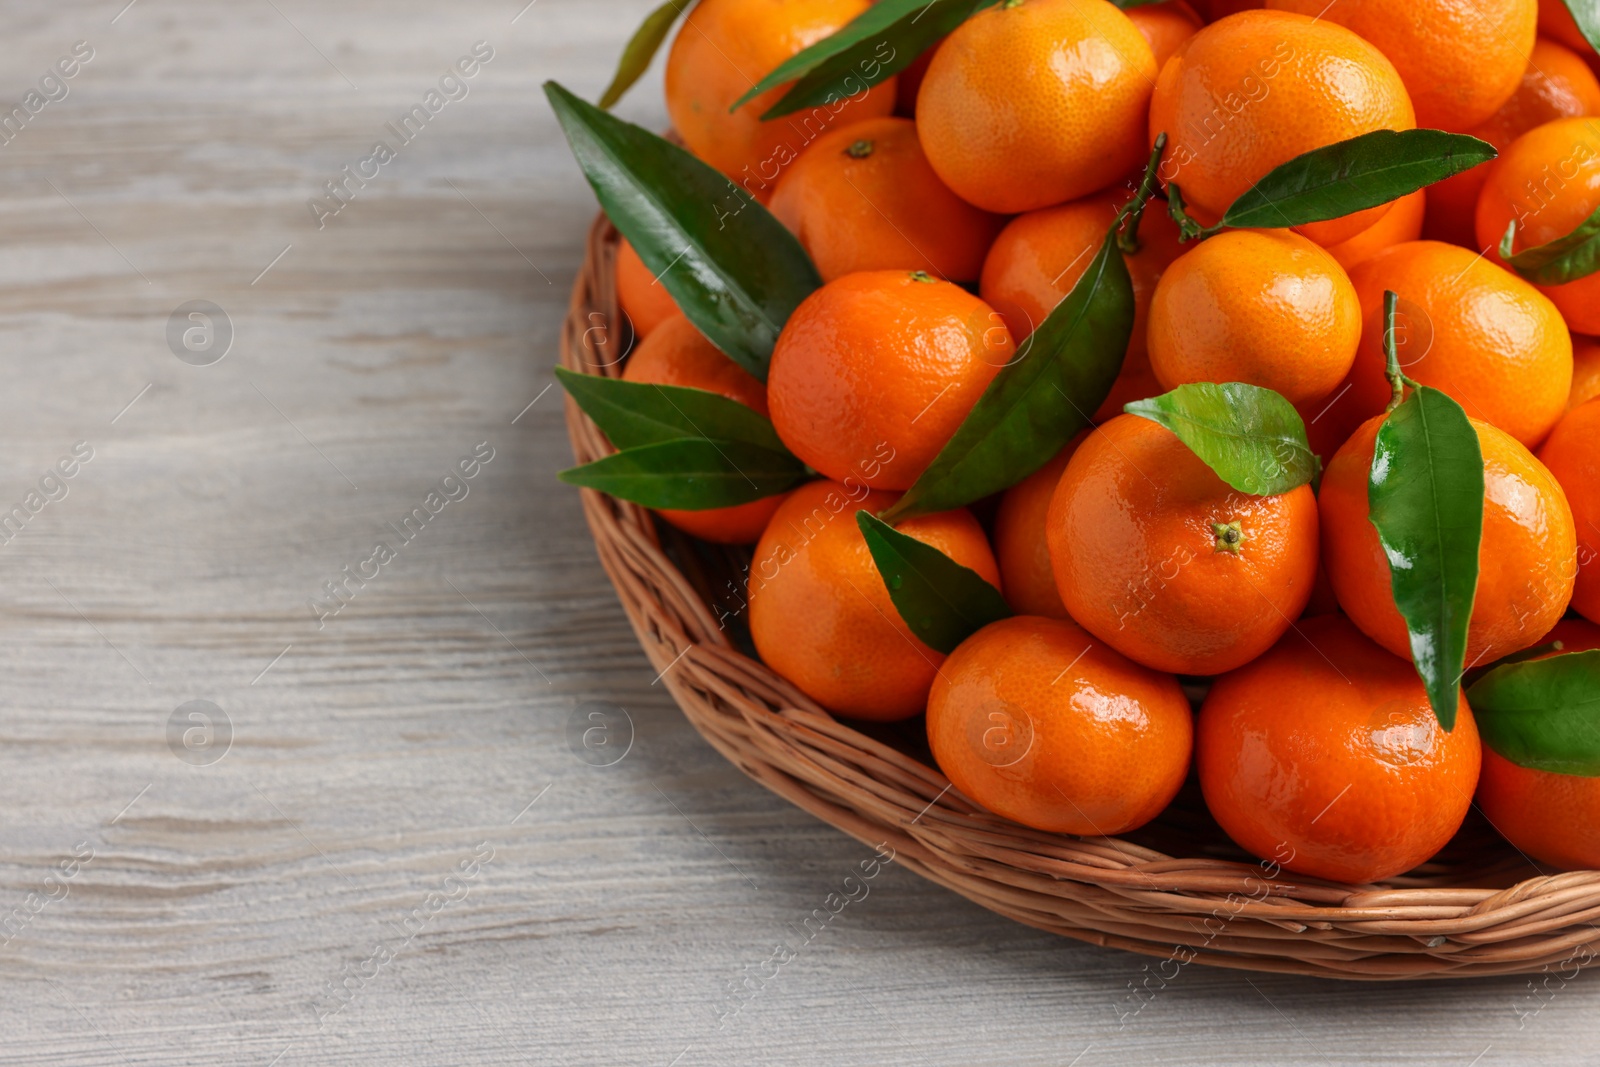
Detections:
[561, 214, 1600, 980]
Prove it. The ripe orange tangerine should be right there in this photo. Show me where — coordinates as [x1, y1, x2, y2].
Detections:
[1149, 10, 1416, 247]
[1572, 337, 1600, 410]
[768, 270, 1012, 491]
[1127, 1, 1204, 69]
[1321, 414, 1577, 667]
[917, 0, 1158, 214]
[1477, 117, 1600, 334]
[1326, 189, 1427, 271]
[615, 238, 679, 341]
[1198, 615, 1482, 885]
[1047, 414, 1320, 676]
[1475, 618, 1600, 871]
[927, 615, 1193, 836]
[664, 0, 896, 198]
[1147, 228, 1361, 407]
[769, 117, 1005, 283]
[992, 438, 1085, 620]
[748, 479, 999, 721]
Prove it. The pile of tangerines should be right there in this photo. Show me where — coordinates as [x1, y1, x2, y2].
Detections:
[550, 0, 1600, 886]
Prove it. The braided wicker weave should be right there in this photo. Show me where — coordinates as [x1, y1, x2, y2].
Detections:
[562, 214, 1600, 980]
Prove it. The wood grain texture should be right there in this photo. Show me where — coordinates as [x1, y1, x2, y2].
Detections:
[0, 1, 1593, 1063]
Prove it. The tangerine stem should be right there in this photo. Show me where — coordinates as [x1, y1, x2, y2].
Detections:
[1382, 289, 1406, 412]
[1165, 181, 1222, 243]
[1116, 132, 1168, 255]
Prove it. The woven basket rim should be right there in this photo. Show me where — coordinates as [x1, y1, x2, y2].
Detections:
[560, 213, 1600, 981]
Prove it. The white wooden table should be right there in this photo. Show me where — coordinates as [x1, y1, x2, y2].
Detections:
[0, 2, 1593, 1063]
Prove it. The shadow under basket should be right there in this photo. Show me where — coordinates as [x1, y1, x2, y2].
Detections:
[560, 214, 1600, 981]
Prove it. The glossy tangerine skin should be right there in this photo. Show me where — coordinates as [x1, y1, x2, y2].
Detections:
[1477, 618, 1600, 870]
[1147, 228, 1362, 407]
[769, 117, 1005, 284]
[992, 438, 1085, 620]
[980, 189, 1186, 423]
[1344, 241, 1572, 450]
[927, 615, 1193, 836]
[1266, 0, 1536, 131]
[1046, 414, 1320, 676]
[1424, 37, 1600, 247]
[1538, 399, 1600, 623]
[768, 271, 1012, 491]
[748, 480, 999, 721]
[1571, 338, 1600, 411]
[614, 239, 678, 341]
[1321, 415, 1577, 666]
[1198, 615, 1482, 884]
[664, 0, 895, 198]
[1479, 118, 1600, 335]
[916, 0, 1157, 214]
[1149, 10, 1415, 247]
[621, 314, 786, 544]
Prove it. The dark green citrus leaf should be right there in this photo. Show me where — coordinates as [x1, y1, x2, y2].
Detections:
[1124, 383, 1317, 496]
[597, 0, 692, 110]
[1368, 385, 1485, 730]
[1498, 203, 1600, 285]
[1467, 650, 1600, 776]
[881, 228, 1133, 521]
[545, 81, 821, 381]
[857, 512, 1011, 655]
[732, 0, 998, 118]
[1220, 129, 1496, 230]
[554, 367, 786, 452]
[1559, 0, 1600, 56]
[559, 439, 807, 510]
[756, 0, 1001, 119]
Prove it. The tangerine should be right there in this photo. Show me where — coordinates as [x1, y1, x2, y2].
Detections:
[748, 479, 1000, 720]
[1266, 0, 1537, 132]
[1046, 413, 1321, 676]
[916, 0, 1158, 214]
[1538, 0, 1593, 54]
[979, 188, 1186, 422]
[769, 117, 1005, 283]
[621, 313, 787, 543]
[1343, 240, 1573, 449]
[1537, 398, 1600, 623]
[1147, 228, 1361, 406]
[1572, 336, 1600, 410]
[664, 0, 896, 198]
[927, 615, 1193, 835]
[1197, 614, 1482, 884]
[1149, 10, 1416, 247]
[1424, 37, 1600, 247]
[1475, 618, 1600, 870]
[1321, 414, 1578, 666]
[1478, 117, 1600, 335]
[768, 270, 1012, 491]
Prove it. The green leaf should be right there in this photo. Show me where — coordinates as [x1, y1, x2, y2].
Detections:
[1220, 129, 1496, 230]
[1498, 205, 1600, 285]
[597, 0, 692, 110]
[856, 512, 1012, 655]
[545, 81, 821, 382]
[1368, 386, 1485, 730]
[882, 228, 1134, 520]
[1468, 651, 1600, 776]
[742, 0, 1000, 120]
[559, 439, 807, 510]
[1124, 383, 1317, 496]
[1560, 0, 1600, 56]
[554, 367, 786, 452]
